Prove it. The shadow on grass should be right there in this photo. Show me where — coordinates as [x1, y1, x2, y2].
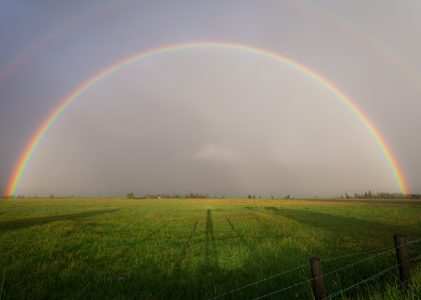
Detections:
[226, 217, 267, 268]
[244, 207, 287, 244]
[0, 209, 120, 232]
[174, 220, 198, 273]
[205, 209, 218, 268]
[264, 206, 403, 237]
[253, 215, 285, 242]
[124, 224, 166, 247]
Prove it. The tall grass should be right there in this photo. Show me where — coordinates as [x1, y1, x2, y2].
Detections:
[366, 265, 421, 300]
[0, 270, 5, 300]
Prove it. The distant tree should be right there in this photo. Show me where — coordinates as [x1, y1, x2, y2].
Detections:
[127, 193, 135, 199]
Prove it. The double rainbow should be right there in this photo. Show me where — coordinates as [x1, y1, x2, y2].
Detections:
[6, 41, 409, 196]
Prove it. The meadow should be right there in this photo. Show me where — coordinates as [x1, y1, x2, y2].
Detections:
[0, 198, 420, 299]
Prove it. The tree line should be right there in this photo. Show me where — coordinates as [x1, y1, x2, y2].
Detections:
[340, 191, 421, 199]
[127, 193, 214, 199]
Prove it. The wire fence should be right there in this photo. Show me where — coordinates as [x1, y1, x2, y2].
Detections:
[208, 263, 308, 300]
[323, 254, 421, 300]
[253, 248, 395, 300]
[210, 236, 421, 300]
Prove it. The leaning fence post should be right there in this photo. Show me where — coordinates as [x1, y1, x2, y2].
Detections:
[310, 256, 326, 300]
[394, 234, 411, 287]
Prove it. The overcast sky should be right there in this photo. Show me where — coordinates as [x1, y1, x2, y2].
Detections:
[1, 0, 420, 197]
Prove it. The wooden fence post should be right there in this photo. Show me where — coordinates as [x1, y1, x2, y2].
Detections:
[310, 256, 326, 300]
[394, 234, 411, 287]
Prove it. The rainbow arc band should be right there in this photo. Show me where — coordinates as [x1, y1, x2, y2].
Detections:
[6, 41, 409, 196]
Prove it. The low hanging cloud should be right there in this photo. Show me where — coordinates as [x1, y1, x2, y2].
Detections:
[193, 144, 241, 163]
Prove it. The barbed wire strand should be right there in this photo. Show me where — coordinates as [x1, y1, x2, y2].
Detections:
[208, 263, 308, 300]
[252, 248, 395, 300]
[324, 254, 421, 300]
[406, 237, 421, 245]
[324, 264, 398, 300]
[210, 237, 420, 299]
[322, 236, 421, 263]
[252, 277, 313, 300]
[322, 247, 395, 279]
[321, 245, 394, 262]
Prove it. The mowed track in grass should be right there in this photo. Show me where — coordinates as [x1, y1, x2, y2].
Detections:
[0, 198, 421, 299]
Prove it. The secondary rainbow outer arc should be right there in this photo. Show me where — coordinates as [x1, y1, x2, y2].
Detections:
[6, 41, 409, 196]
[294, 0, 421, 97]
[0, 0, 121, 87]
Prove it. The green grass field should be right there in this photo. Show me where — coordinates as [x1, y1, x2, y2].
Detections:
[1, 198, 421, 299]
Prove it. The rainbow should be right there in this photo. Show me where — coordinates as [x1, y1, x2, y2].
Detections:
[6, 41, 409, 196]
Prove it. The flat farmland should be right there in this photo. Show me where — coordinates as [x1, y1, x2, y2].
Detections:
[1, 198, 420, 299]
